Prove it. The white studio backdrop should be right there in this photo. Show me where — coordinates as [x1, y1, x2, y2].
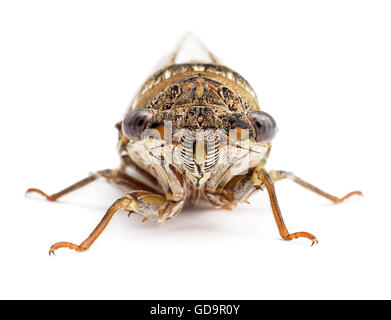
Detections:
[0, 0, 390, 299]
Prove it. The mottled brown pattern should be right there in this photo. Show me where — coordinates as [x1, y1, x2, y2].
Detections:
[148, 75, 247, 112]
[138, 63, 257, 99]
[128, 63, 260, 114]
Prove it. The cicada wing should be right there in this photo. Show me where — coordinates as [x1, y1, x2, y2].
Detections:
[155, 32, 220, 70]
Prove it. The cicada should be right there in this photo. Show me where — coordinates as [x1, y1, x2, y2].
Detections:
[27, 34, 362, 254]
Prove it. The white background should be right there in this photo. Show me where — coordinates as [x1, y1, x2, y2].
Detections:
[1, 0, 390, 299]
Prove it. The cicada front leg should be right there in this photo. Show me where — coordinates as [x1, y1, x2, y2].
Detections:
[269, 170, 363, 204]
[252, 169, 318, 246]
[47, 191, 184, 255]
[26, 169, 184, 254]
[48, 194, 137, 255]
[207, 169, 318, 245]
[205, 172, 258, 210]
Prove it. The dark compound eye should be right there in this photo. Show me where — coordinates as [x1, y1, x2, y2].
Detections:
[248, 110, 277, 142]
[122, 108, 153, 140]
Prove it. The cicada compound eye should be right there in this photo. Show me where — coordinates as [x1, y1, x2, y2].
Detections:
[122, 108, 153, 141]
[248, 110, 277, 142]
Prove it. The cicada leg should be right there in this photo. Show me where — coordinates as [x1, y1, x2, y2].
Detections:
[206, 169, 318, 245]
[47, 191, 184, 255]
[26, 169, 161, 201]
[252, 169, 318, 246]
[49, 194, 137, 255]
[26, 169, 184, 254]
[205, 172, 257, 210]
[269, 170, 363, 204]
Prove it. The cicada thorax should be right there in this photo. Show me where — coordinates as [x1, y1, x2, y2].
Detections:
[129, 63, 260, 114]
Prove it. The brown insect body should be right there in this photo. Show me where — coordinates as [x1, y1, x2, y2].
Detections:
[27, 34, 362, 254]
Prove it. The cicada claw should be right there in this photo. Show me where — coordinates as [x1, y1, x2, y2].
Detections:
[283, 232, 318, 247]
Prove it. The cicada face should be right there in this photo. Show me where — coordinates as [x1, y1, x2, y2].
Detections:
[119, 36, 277, 188]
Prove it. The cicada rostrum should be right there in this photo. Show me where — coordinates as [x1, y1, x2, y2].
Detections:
[27, 34, 362, 254]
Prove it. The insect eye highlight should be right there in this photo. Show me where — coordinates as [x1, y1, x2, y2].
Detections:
[248, 110, 277, 142]
[122, 108, 153, 140]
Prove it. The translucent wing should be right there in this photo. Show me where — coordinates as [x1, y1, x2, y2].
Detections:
[155, 32, 220, 70]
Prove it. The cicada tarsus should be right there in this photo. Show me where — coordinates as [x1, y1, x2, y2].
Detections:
[27, 34, 362, 255]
